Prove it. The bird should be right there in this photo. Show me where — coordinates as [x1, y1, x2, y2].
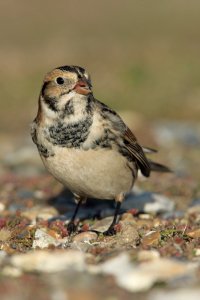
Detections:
[31, 65, 170, 236]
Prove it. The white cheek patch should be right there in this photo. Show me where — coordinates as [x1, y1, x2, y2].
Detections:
[41, 100, 57, 121]
[58, 91, 76, 108]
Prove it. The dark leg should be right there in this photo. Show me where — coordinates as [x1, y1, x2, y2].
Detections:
[103, 201, 122, 236]
[67, 197, 83, 234]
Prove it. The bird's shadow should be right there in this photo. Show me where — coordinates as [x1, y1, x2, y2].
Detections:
[47, 187, 172, 222]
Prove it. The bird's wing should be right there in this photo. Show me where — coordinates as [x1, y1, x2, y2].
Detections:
[95, 99, 151, 177]
[142, 146, 158, 154]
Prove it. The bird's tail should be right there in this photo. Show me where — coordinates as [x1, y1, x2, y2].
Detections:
[148, 160, 172, 173]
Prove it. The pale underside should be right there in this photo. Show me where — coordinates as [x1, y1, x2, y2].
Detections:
[41, 146, 136, 200]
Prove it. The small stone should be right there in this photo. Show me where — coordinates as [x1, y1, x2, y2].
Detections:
[0, 250, 7, 263]
[34, 190, 45, 200]
[32, 228, 61, 249]
[1, 244, 16, 255]
[142, 231, 161, 246]
[187, 205, 200, 215]
[123, 191, 175, 214]
[136, 219, 153, 228]
[118, 220, 138, 245]
[0, 203, 5, 212]
[189, 198, 200, 207]
[121, 213, 134, 221]
[153, 218, 161, 227]
[73, 231, 98, 243]
[88, 253, 198, 292]
[149, 288, 200, 300]
[186, 228, 200, 238]
[22, 206, 58, 222]
[137, 250, 160, 262]
[2, 266, 22, 277]
[161, 211, 184, 219]
[194, 248, 200, 256]
[139, 214, 152, 219]
[0, 228, 11, 241]
[91, 216, 113, 233]
[10, 250, 86, 273]
[71, 231, 98, 252]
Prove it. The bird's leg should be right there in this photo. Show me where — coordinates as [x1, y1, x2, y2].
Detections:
[67, 195, 85, 234]
[103, 193, 124, 236]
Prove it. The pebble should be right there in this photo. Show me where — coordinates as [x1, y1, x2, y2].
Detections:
[32, 229, 62, 249]
[71, 231, 98, 252]
[118, 220, 138, 245]
[149, 288, 200, 300]
[189, 198, 200, 207]
[137, 250, 160, 262]
[34, 190, 45, 200]
[138, 213, 152, 219]
[161, 211, 184, 219]
[9, 250, 86, 273]
[123, 191, 175, 214]
[0, 203, 5, 212]
[142, 231, 161, 246]
[21, 206, 58, 222]
[194, 249, 200, 256]
[136, 219, 154, 228]
[0, 228, 12, 242]
[17, 189, 35, 199]
[89, 253, 198, 292]
[186, 229, 200, 238]
[121, 212, 134, 221]
[91, 216, 114, 233]
[2, 266, 22, 277]
[72, 232, 98, 243]
[187, 205, 200, 215]
[0, 250, 7, 263]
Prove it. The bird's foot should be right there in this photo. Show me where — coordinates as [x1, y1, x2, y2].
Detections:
[103, 226, 117, 236]
[67, 221, 77, 235]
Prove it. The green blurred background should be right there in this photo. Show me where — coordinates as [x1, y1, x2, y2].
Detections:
[0, 0, 200, 136]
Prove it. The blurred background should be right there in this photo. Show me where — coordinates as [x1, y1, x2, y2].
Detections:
[0, 0, 200, 180]
[1, 0, 200, 132]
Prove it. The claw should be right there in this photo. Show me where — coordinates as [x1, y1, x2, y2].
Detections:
[67, 222, 77, 235]
[103, 226, 117, 236]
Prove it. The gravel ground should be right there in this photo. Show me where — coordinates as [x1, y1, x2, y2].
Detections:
[0, 120, 200, 300]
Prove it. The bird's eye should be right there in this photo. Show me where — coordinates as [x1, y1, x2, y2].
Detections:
[56, 77, 65, 85]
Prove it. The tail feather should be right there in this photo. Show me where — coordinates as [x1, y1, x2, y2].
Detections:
[148, 160, 172, 173]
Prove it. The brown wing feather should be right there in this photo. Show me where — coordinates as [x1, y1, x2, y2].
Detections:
[95, 99, 151, 177]
[124, 128, 151, 177]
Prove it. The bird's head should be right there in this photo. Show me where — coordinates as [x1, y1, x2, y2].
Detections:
[39, 65, 92, 114]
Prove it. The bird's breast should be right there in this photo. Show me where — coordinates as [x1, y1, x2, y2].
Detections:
[42, 147, 136, 199]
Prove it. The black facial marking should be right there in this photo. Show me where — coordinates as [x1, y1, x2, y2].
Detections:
[73, 66, 85, 74]
[41, 81, 50, 97]
[85, 94, 93, 114]
[57, 65, 86, 79]
[46, 117, 92, 148]
[63, 100, 74, 116]
[58, 66, 76, 73]
[43, 96, 58, 112]
[37, 144, 55, 158]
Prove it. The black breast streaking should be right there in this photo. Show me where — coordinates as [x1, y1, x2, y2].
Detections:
[37, 144, 55, 158]
[46, 117, 93, 148]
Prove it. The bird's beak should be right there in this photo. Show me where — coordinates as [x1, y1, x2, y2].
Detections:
[73, 77, 92, 95]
